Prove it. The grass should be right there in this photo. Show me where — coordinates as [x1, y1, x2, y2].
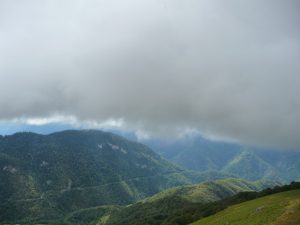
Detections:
[190, 189, 300, 225]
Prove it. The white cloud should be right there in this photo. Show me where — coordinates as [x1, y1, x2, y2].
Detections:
[0, 0, 299, 149]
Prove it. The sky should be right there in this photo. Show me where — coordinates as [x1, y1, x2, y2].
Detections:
[0, 0, 299, 149]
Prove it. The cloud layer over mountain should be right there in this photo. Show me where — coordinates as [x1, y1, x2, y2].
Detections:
[0, 0, 299, 148]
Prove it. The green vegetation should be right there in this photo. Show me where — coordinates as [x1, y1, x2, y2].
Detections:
[1, 130, 298, 224]
[0, 130, 213, 224]
[63, 205, 120, 225]
[147, 137, 300, 182]
[143, 178, 277, 204]
[191, 189, 300, 225]
[99, 178, 279, 225]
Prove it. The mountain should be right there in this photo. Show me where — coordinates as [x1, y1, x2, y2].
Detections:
[68, 180, 297, 225]
[0, 130, 211, 224]
[222, 151, 281, 181]
[143, 136, 240, 171]
[143, 135, 300, 182]
[1, 129, 295, 224]
[95, 178, 279, 225]
[191, 188, 300, 225]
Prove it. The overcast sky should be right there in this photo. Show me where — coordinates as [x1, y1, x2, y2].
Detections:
[0, 0, 299, 149]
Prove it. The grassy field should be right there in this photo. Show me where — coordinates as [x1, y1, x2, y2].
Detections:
[190, 189, 300, 225]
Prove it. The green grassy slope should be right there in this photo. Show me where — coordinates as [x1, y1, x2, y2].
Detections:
[191, 189, 300, 225]
[99, 178, 279, 225]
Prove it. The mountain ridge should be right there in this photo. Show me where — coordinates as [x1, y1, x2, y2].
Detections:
[143, 135, 300, 182]
[94, 178, 280, 225]
[0, 130, 202, 223]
